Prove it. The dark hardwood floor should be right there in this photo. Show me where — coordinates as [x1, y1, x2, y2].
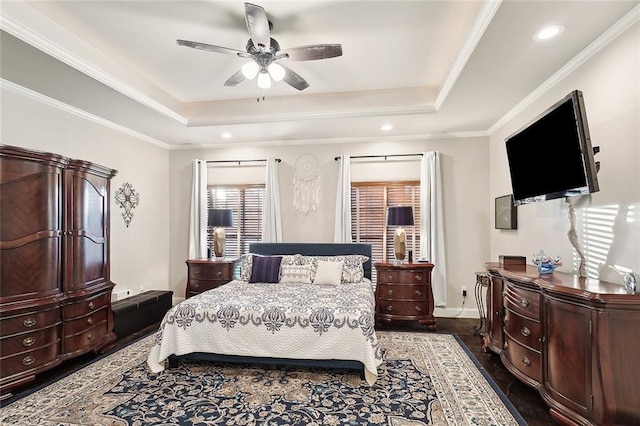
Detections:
[3, 317, 553, 424]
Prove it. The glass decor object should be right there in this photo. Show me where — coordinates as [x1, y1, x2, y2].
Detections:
[532, 249, 562, 274]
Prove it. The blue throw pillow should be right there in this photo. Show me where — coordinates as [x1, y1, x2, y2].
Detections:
[249, 255, 282, 283]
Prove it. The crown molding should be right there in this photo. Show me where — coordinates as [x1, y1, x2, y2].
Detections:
[2, 79, 171, 150]
[435, 0, 502, 111]
[172, 130, 488, 150]
[0, 3, 188, 126]
[488, 4, 640, 135]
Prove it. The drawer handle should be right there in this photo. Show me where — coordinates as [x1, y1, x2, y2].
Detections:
[387, 275, 393, 281]
[22, 356, 35, 366]
[87, 333, 94, 341]
[23, 318, 37, 328]
[216, 270, 222, 276]
[387, 289, 393, 295]
[415, 275, 422, 281]
[415, 289, 422, 296]
[194, 270, 200, 275]
[521, 327, 531, 337]
[22, 337, 36, 347]
[88, 301, 95, 309]
[415, 305, 422, 312]
[519, 298, 529, 308]
[521, 356, 531, 367]
[386, 305, 394, 312]
[504, 341, 508, 350]
[193, 283, 200, 289]
[87, 317, 94, 325]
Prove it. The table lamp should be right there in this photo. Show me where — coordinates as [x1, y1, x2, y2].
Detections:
[208, 208, 234, 258]
[387, 206, 414, 262]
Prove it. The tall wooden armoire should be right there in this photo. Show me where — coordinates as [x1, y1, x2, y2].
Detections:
[0, 145, 118, 398]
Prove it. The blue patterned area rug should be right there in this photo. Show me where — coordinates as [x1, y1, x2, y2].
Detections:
[0, 331, 524, 425]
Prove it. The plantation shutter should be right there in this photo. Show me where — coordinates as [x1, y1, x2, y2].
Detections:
[207, 185, 265, 257]
[351, 181, 421, 281]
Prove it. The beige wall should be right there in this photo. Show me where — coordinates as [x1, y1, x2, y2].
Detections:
[169, 136, 490, 315]
[1, 88, 171, 298]
[489, 22, 639, 284]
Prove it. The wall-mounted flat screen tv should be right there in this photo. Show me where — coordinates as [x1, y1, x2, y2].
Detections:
[505, 90, 599, 206]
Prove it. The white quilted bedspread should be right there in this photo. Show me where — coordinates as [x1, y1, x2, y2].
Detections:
[147, 280, 382, 384]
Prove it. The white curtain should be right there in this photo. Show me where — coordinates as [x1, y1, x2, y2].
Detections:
[334, 154, 352, 243]
[188, 159, 208, 259]
[262, 157, 282, 242]
[420, 151, 447, 306]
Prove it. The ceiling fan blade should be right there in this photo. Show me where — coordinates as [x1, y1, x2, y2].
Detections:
[281, 65, 310, 91]
[245, 3, 270, 52]
[283, 44, 343, 61]
[177, 39, 245, 56]
[224, 69, 247, 87]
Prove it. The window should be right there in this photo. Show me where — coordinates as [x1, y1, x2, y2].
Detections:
[351, 181, 421, 279]
[207, 185, 265, 257]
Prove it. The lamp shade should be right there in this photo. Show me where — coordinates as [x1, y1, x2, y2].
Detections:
[208, 208, 234, 227]
[387, 206, 414, 226]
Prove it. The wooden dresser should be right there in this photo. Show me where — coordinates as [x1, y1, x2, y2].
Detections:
[485, 262, 640, 425]
[185, 259, 236, 299]
[374, 262, 436, 330]
[0, 145, 118, 399]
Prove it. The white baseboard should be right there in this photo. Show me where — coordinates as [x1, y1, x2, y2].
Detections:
[434, 307, 480, 319]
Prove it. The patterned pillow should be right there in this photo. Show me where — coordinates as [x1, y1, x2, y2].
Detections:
[280, 263, 312, 283]
[299, 255, 369, 283]
[238, 254, 253, 282]
[249, 255, 282, 283]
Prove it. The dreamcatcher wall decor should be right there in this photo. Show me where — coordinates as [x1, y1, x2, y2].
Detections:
[293, 153, 321, 215]
[114, 182, 140, 227]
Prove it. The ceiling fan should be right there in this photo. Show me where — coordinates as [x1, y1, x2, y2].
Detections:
[177, 2, 343, 91]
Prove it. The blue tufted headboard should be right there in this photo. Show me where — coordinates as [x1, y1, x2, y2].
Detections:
[248, 243, 373, 280]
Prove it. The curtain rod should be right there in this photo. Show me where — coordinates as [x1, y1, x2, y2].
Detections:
[207, 158, 281, 165]
[334, 153, 423, 161]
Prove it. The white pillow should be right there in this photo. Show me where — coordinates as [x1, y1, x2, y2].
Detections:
[313, 260, 344, 286]
[280, 264, 312, 283]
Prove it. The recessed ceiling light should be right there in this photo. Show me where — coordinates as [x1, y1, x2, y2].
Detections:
[221, 132, 232, 139]
[533, 25, 565, 41]
[380, 124, 393, 131]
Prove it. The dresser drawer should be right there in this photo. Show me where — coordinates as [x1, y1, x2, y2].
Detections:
[0, 308, 61, 337]
[62, 293, 109, 319]
[64, 323, 109, 353]
[378, 284, 429, 300]
[504, 283, 541, 320]
[188, 279, 226, 294]
[504, 336, 542, 385]
[189, 264, 232, 281]
[0, 341, 60, 378]
[63, 307, 108, 335]
[0, 326, 61, 358]
[378, 300, 431, 316]
[378, 269, 429, 285]
[505, 308, 542, 351]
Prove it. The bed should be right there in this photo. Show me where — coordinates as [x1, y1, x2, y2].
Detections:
[147, 243, 382, 384]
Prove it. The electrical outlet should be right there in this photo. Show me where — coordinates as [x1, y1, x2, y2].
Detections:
[461, 286, 467, 297]
[140, 285, 144, 293]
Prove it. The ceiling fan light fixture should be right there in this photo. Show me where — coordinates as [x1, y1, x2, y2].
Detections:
[268, 62, 285, 81]
[257, 70, 272, 89]
[241, 61, 260, 79]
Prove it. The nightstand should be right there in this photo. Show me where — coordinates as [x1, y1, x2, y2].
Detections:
[374, 262, 436, 330]
[185, 259, 237, 299]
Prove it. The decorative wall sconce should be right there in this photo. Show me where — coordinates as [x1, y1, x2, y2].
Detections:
[114, 182, 140, 227]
